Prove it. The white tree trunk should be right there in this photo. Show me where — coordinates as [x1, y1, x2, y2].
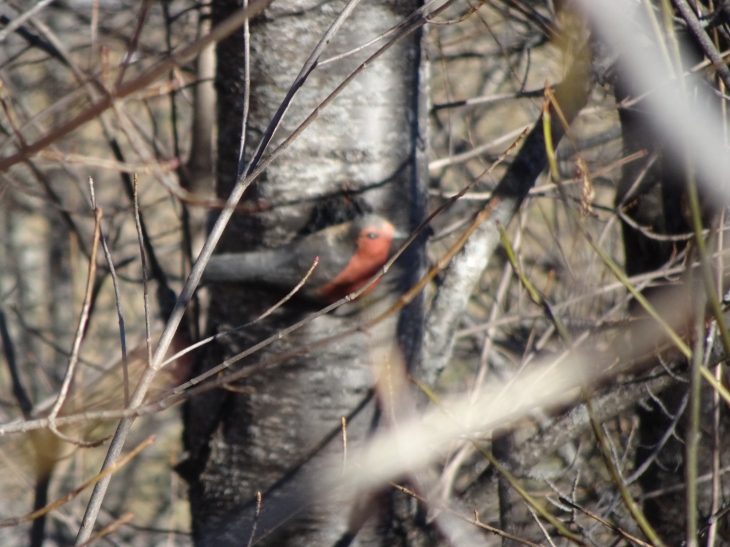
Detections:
[182, 0, 428, 544]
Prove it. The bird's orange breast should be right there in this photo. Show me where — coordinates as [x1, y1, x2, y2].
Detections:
[316, 227, 393, 302]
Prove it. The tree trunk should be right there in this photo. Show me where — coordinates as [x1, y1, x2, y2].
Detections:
[180, 0, 428, 545]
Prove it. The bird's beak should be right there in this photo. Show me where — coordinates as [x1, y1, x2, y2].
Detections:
[391, 229, 410, 246]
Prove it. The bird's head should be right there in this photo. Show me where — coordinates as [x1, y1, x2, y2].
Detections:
[350, 214, 407, 260]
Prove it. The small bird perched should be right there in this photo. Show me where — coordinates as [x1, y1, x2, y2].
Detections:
[202, 214, 404, 302]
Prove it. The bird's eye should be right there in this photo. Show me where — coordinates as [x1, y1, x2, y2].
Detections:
[367, 232, 379, 239]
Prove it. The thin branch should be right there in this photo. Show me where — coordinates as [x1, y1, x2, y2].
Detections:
[429, 125, 528, 172]
[75, 513, 134, 547]
[432, 87, 546, 111]
[237, 0, 251, 178]
[88, 177, 129, 407]
[625, 392, 688, 485]
[159, 257, 320, 369]
[133, 175, 153, 369]
[0, 0, 55, 42]
[617, 206, 696, 242]
[47, 208, 104, 447]
[245, 492, 262, 547]
[318, 0, 458, 68]
[558, 497, 654, 547]
[114, 0, 151, 88]
[672, 0, 730, 90]
[526, 503, 557, 547]
[391, 482, 543, 547]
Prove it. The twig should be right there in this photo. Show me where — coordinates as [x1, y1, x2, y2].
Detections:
[498, 222, 572, 347]
[114, 0, 151, 88]
[75, 512, 134, 547]
[35, 150, 179, 173]
[245, 492, 262, 547]
[617, 207, 696, 242]
[391, 482, 543, 547]
[133, 175, 153, 369]
[642, 463, 730, 500]
[526, 503, 557, 547]
[88, 177, 129, 407]
[709, 326, 722, 547]
[672, 0, 730, 91]
[237, 0, 251, 178]
[558, 497, 654, 547]
[47, 208, 104, 447]
[0, 0, 55, 42]
[616, 153, 659, 208]
[159, 257, 320, 369]
[319, 0, 457, 68]
[697, 367, 730, 409]
[685, 145, 730, 373]
[428, 125, 528, 171]
[432, 87, 546, 111]
[341, 417, 347, 478]
[624, 392, 688, 485]
[9, 307, 96, 368]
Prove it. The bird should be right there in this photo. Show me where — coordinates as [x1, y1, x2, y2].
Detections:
[201, 214, 405, 303]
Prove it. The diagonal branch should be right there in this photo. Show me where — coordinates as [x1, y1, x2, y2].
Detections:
[420, 42, 596, 385]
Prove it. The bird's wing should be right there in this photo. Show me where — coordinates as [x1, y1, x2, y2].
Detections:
[202, 245, 324, 290]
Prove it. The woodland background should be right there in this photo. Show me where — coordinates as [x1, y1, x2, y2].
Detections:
[0, 0, 729, 546]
